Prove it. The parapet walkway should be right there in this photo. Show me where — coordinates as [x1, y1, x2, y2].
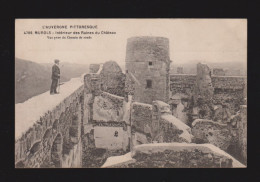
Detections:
[15, 78, 83, 140]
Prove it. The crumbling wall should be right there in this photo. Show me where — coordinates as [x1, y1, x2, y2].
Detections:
[194, 63, 214, 103]
[102, 143, 245, 168]
[191, 119, 233, 151]
[170, 74, 196, 96]
[130, 100, 192, 147]
[152, 101, 192, 143]
[169, 66, 246, 122]
[212, 90, 244, 122]
[191, 110, 247, 166]
[131, 102, 153, 147]
[169, 75, 196, 125]
[15, 86, 84, 168]
[234, 105, 247, 165]
[169, 66, 246, 124]
[170, 74, 246, 95]
[82, 71, 131, 167]
[93, 92, 124, 122]
[211, 76, 246, 122]
[81, 129, 126, 168]
[212, 76, 246, 90]
[99, 61, 125, 97]
[156, 115, 192, 143]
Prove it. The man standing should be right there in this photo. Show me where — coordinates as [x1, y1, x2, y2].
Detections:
[50, 59, 60, 95]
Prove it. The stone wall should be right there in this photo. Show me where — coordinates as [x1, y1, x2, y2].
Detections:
[130, 100, 192, 147]
[211, 76, 246, 90]
[191, 109, 247, 166]
[102, 143, 245, 168]
[152, 101, 192, 143]
[93, 92, 124, 122]
[131, 102, 153, 147]
[82, 70, 131, 167]
[211, 76, 246, 122]
[170, 74, 196, 96]
[235, 105, 247, 165]
[170, 75, 246, 94]
[191, 119, 233, 151]
[169, 73, 246, 124]
[194, 63, 214, 103]
[99, 61, 126, 97]
[15, 85, 84, 168]
[125, 36, 171, 104]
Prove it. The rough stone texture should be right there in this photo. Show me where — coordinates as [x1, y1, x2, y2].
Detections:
[170, 64, 245, 124]
[152, 101, 192, 143]
[170, 74, 196, 97]
[130, 100, 192, 147]
[131, 102, 153, 136]
[155, 115, 192, 143]
[99, 61, 126, 97]
[93, 92, 124, 122]
[212, 90, 244, 122]
[130, 102, 153, 148]
[15, 85, 84, 168]
[125, 36, 171, 104]
[82, 70, 132, 167]
[235, 105, 247, 165]
[84, 73, 101, 96]
[191, 113, 247, 166]
[191, 119, 232, 151]
[81, 129, 127, 168]
[194, 63, 214, 103]
[170, 74, 246, 98]
[16, 37, 247, 168]
[211, 76, 246, 90]
[102, 143, 245, 168]
[169, 71, 246, 125]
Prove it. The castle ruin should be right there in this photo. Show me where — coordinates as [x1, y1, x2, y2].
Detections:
[15, 36, 247, 168]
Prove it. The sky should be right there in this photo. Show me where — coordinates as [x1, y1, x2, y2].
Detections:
[15, 19, 247, 67]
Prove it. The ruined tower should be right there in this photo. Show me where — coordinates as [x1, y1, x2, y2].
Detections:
[125, 36, 171, 104]
[194, 63, 214, 104]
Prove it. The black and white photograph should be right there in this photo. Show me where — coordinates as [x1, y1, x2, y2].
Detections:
[15, 19, 247, 168]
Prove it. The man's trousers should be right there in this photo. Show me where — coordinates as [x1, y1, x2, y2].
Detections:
[50, 79, 58, 93]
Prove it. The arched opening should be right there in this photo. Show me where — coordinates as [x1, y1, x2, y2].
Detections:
[27, 141, 42, 159]
[52, 119, 59, 131]
[51, 133, 62, 168]
[42, 128, 52, 147]
[30, 141, 41, 154]
[69, 113, 79, 144]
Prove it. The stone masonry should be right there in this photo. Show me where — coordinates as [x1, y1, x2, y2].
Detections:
[15, 36, 247, 168]
[125, 36, 171, 104]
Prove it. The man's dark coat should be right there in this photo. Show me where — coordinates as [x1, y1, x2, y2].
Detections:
[50, 64, 60, 93]
[52, 64, 60, 80]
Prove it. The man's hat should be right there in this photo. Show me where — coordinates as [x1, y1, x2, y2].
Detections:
[54, 59, 60, 63]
